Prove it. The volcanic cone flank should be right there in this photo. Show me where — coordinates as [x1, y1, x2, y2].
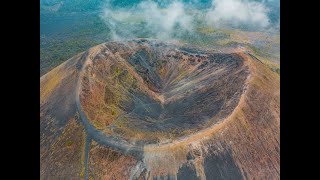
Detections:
[40, 39, 279, 179]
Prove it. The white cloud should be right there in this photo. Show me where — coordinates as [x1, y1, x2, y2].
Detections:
[206, 0, 270, 28]
[100, 0, 273, 40]
[100, 1, 193, 40]
[138, 1, 193, 38]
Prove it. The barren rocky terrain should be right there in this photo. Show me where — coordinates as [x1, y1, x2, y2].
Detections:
[40, 39, 279, 179]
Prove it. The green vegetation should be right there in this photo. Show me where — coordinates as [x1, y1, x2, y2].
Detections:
[40, 38, 100, 75]
[271, 67, 280, 75]
[111, 109, 116, 116]
[40, 13, 110, 76]
[197, 27, 216, 34]
[66, 140, 74, 147]
[92, 120, 105, 130]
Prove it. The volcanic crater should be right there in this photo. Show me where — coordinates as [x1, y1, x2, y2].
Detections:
[41, 39, 280, 179]
[78, 39, 249, 147]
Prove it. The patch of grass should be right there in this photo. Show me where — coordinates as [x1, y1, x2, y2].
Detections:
[93, 120, 105, 130]
[79, 170, 84, 178]
[111, 109, 116, 116]
[197, 27, 216, 34]
[40, 67, 65, 102]
[251, 53, 280, 76]
[66, 140, 74, 147]
[271, 67, 280, 75]
[115, 68, 121, 75]
[79, 132, 87, 178]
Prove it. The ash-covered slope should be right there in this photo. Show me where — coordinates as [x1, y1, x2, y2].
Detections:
[40, 39, 279, 179]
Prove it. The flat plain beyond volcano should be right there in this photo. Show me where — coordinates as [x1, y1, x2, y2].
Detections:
[40, 39, 279, 179]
